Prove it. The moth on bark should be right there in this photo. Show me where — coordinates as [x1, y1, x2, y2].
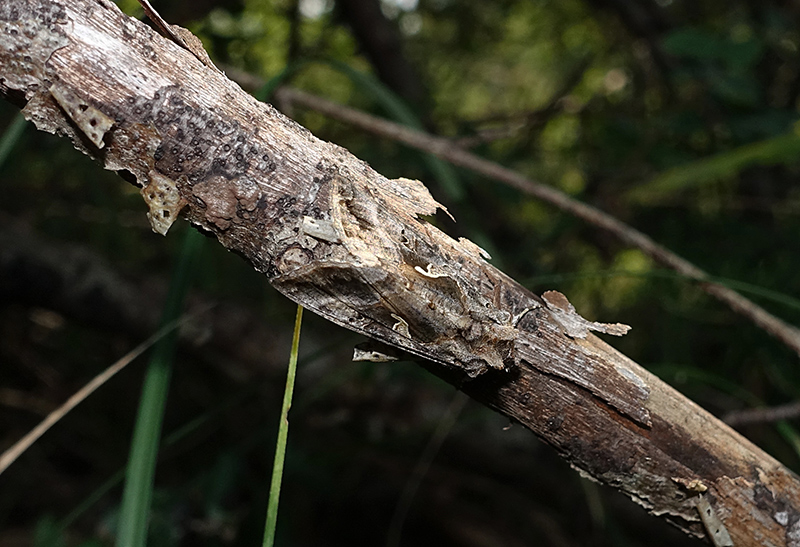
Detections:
[267, 169, 650, 426]
[272, 173, 518, 377]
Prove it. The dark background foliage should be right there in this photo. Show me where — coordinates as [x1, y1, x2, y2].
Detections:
[2, 0, 800, 545]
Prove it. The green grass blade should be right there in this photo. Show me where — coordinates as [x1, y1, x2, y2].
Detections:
[262, 305, 304, 547]
[386, 392, 467, 547]
[0, 113, 27, 169]
[252, 61, 309, 102]
[627, 131, 800, 203]
[58, 335, 338, 536]
[58, 384, 252, 532]
[774, 421, 800, 460]
[115, 228, 204, 547]
[60, 469, 125, 531]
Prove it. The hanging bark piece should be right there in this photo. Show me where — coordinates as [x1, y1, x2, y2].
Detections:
[542, 290, 631, 338]
[49, 82, 114, 149]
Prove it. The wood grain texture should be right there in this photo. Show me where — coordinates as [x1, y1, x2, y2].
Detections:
[2, 0, 799, 544]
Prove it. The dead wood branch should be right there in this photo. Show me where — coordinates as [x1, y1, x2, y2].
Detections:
[269, 86, 800, 360]
[2, 1, 800, 545]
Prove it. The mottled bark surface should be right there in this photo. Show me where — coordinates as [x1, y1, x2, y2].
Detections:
[1, 0, 799, 544]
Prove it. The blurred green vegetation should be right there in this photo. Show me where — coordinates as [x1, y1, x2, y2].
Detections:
[2, 0, 800, 545]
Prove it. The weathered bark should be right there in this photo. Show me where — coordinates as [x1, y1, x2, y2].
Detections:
[1, 0, 799, 545]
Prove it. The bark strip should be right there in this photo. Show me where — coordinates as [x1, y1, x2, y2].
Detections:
[2, 1, 799, 544]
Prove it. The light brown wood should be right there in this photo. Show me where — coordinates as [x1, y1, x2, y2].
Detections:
[2, 0, 799, 544]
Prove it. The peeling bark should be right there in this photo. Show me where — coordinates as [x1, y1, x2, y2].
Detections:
[1, 0, 800, 544]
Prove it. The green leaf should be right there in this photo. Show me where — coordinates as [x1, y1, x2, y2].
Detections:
[115, 229, 204, 547]
[662, 28, 763, 69]
[662, 28, 727, 61]
[628, 130, 800, 202]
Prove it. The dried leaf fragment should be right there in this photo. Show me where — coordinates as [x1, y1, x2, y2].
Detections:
[542, 290, 631, 339]
[49, 84, 114, 149]
[352, 341, 400, 363]
[302, 216, 340, 243]
[141, 170, 187, 235]
[672, 477, 708, 493]
[696, 496, 734, 547]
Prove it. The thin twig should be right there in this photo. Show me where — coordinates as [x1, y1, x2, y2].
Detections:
[272, 86, 800, 358]
[0, 317, 189, 476]
[724, 401, 800, 427]
[455, 57, 591, 148]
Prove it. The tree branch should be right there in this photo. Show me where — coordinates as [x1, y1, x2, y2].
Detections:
[270, 85, 800, 360]
[724, 401, 800, 428]
[2, 1, 799, 545]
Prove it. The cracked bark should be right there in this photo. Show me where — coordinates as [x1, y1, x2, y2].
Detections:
[1, 0, 799, 544]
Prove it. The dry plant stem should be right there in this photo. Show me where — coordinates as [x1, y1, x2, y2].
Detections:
[724, 401, 800, 427]
[274, 87, 800, 359]
[0, 320, 183, 476]
[2, 1, 800, 545]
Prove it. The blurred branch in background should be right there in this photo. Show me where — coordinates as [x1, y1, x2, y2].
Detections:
[453, 56, 593, 148]
[725, 401, 800, 427]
